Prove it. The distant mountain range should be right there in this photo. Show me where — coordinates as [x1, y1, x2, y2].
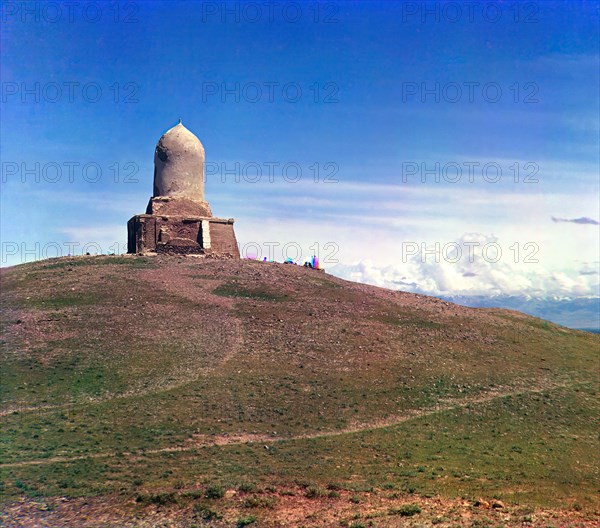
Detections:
[438, 295, 599, 333]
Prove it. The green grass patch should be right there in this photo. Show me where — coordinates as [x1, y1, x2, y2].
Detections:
[42, 256, 155, 270]
[389, 503, 422, 516]
[213, 283, 287, 301]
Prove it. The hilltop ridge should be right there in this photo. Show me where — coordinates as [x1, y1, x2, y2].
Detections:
[1, 255, 598, 527]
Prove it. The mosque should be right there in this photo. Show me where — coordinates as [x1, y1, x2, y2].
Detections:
[127, 121, 239, 257]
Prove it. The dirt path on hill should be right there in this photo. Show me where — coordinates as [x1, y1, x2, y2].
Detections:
[0, 267, 245, 419]
[1, 379, 579, 469]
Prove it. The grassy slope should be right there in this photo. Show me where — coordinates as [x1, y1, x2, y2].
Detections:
[0, 255, 598, 524]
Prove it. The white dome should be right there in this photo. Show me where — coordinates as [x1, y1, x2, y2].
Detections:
[153, 122, 205, 201]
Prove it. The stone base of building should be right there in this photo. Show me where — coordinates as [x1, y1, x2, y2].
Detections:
[145, 196, 213, 217]
[127, 214, 239, 258]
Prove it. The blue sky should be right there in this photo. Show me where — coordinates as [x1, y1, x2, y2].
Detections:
[1, 1, 599, 327]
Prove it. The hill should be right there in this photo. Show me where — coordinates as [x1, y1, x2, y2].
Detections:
[1, 255, 598, 527]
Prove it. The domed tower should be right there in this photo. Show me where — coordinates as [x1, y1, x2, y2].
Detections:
[127, 121, 239, 257]
[153, 121, 205, 202]
[147, 121, 212, 217]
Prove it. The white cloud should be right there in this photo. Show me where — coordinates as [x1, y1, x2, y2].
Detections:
[327, 232, 600, 299]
